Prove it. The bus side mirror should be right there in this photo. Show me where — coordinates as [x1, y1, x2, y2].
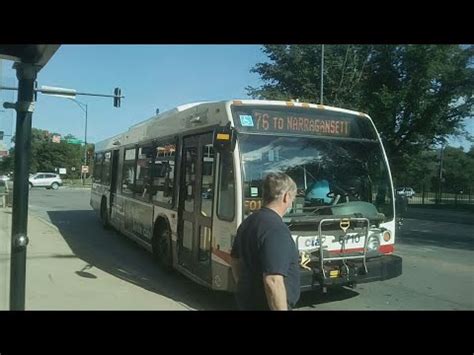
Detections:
[213, 125, 236, 153]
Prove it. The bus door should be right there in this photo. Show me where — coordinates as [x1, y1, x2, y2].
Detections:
[178, 133, 215, 283]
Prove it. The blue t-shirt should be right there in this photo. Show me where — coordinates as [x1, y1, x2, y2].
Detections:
[231, 207, 300, 310]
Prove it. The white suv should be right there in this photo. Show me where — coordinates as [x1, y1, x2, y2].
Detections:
[396, 187, 415, 198]
[29, 173, 63, 190]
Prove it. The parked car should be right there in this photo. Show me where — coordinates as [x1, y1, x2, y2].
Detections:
[396, 187, 416, 198]
[29, 172, 63, 190]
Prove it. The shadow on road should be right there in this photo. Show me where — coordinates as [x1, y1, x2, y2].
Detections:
[45, 209, 358, 310]
[295, 287, 359, 310]
[47, 209, 236, 310]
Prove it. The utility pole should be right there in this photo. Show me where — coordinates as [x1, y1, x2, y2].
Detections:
[320, 44, 324, 105]
[437, 145, 445, 204]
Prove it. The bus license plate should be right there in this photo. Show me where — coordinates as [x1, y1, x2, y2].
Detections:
[295, 234, 364, 251]
[296, 236, 322, 251]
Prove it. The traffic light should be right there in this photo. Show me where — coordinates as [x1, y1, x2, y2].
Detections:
[0, 131, 4, 140]
[113, 87, 121, 108]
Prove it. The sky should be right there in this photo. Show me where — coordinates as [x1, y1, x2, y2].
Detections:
[0, 44, 473, 150]
[0, 45, 267, 147]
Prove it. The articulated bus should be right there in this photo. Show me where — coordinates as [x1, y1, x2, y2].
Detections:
[91, 100, 402, 293]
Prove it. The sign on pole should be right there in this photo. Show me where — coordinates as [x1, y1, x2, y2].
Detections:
[59, 168, 67, 175]
[81, 165, 89, 174]
[66, 138, 83, 145]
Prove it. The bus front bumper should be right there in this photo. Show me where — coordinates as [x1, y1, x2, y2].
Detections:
[300, 254, 402, 291]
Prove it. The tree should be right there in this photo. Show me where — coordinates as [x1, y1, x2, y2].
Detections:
[7, 128, 85, 177]
[394, 150, 438, 190]
[247, 45, 373, 107]
[0, 149, 14, 174]
[441, 146, 474, 193]
[247, 45, 474, 177]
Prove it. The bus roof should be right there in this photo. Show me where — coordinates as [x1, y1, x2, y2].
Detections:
[94, 99, 370, 152]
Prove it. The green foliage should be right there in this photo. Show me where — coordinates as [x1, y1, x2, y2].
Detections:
[0, 152, 14, 174]
[372, 145, 474, 193]
[441, 146, 474, 193]
[4, 128, 95, 178]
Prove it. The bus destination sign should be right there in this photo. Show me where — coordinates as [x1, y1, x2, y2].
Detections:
[232, 106, 376, 140]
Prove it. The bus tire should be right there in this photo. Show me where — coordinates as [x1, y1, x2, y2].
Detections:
[152, 221, 172, 270]
[100, 198, 110, 229]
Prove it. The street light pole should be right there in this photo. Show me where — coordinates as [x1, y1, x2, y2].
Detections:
[85, 103, 88, 165]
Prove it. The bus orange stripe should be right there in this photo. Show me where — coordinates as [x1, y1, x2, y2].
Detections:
[328, 247, 365, 255]
[212, 248, 232, 264]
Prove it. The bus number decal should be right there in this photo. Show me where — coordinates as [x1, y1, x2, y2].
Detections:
[244, 199, 262, 213]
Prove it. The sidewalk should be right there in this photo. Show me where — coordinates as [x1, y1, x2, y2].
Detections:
[0, 208, 11, 310]
[0, 208, 190, 310]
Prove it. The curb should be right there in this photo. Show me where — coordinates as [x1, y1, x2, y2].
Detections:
[61, 187, 91, 190]
[30, 214, 61, 233]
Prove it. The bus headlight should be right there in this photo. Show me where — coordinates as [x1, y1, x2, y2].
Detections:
[367, 234, 381, 251]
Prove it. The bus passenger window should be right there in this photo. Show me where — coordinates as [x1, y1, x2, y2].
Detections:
[152, 143, 176, 205]
[217, 151, 235, 221]
[93, 153, 104, 183]
[122, 148, 136, 194]
[102, 151, 112, 185]
[135, 145, 154, 198]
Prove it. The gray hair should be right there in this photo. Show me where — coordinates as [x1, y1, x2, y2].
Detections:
[262, 172, 297, 205]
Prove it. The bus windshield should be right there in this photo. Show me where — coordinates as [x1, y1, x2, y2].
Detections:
[239, 134, 394, 221]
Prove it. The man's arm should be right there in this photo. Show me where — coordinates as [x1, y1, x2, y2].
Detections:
[263, 274, 288, 310]
[231, 257, 241, 285]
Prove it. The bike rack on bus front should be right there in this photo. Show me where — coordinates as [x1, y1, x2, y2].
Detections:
[316, 217, 370, 281]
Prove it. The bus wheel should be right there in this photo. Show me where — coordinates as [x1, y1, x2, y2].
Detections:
[153, 224, 172, 270]
[100, 198, 110, 229]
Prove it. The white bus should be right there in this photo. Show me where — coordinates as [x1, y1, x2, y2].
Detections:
[91, 100, 402, 293]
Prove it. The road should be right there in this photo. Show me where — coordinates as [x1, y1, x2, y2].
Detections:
[27, 188, 474, 310]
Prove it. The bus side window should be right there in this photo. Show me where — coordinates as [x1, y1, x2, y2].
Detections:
[217, 151, 235, 221]
[135, 145, 154, 199]
[102, 151, 112, 186]
[122, 148, 137, 194]
[93, 153, 103, 183]
[152, 142, 176, 205]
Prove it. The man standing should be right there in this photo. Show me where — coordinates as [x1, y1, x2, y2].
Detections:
[231, 172, 300, 310]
